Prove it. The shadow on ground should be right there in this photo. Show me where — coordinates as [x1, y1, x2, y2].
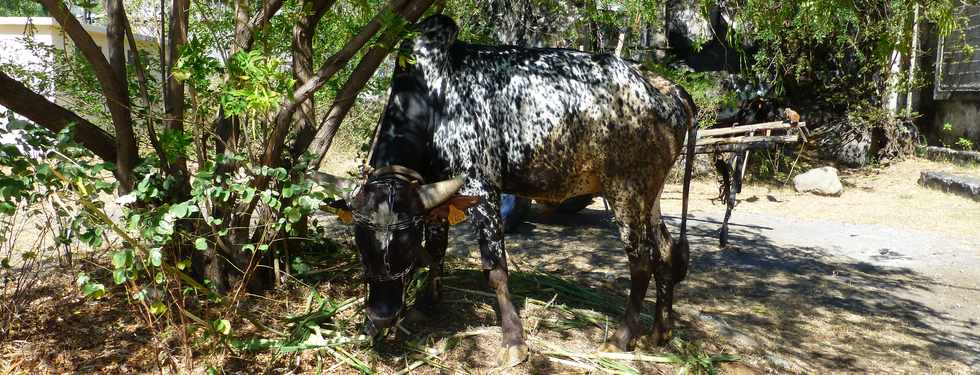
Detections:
[426, 205, 980, 373]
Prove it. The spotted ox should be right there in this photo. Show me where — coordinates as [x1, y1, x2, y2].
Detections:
[322, 14, 698, 366]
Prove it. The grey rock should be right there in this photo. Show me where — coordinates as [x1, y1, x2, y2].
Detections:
[793, 166, 844, 196]
[835, 132, 872, 167]
[918, 171, 980, 201]
[922, 146, 980, 165]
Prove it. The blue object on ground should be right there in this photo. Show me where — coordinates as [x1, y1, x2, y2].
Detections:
[500, 194, 531, 233]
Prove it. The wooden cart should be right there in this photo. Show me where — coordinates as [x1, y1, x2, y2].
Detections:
[685, 120, 808, 246]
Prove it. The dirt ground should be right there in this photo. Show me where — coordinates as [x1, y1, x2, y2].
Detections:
[428, 157, 980, 374]
[1, 157, 978, 374]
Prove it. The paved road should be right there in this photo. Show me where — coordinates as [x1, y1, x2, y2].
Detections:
[671, 209, 979, 345]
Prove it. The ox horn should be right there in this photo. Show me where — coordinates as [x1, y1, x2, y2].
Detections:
[419, 176, 465, 210]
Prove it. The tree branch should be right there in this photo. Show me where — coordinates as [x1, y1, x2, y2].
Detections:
[125, 12, 189, 199]
[0, 71, 117, 164]
[243, 0, 287, 51]
[250, 0, 434, 203]
[288, 0, 337, 160]
[40, 0, 119, 92]
[264, 0, 417, 170]
[123, 12, 168, 170]
[291, 0, 411, 114]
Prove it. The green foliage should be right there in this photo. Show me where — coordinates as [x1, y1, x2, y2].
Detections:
[0, 0, 47, 16]
[221, 50, 295, 118]
[955, 137, 974, 151]
[644, 61, 736, 128]
[939, 121, 974, 150]
[721, 0, 961, 104]
[76, 272, 106, 299]
[664, 337, 738, 375]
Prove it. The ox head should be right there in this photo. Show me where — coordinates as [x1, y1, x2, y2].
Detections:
[316, 168, 476, 334]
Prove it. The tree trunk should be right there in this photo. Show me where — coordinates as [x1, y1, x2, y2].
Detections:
[42, 0, 138, 192]
[290, 0, 336, 158]
[162, 0, 192, 198]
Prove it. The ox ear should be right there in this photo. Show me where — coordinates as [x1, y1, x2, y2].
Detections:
[415, 15, 459, 51]
[324, 198, 354, 224]
[311, 172, 359, 224]
[418, 176, 465, 210]
[427, 196, 480, 226]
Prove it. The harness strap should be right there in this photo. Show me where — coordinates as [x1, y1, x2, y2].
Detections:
[680, 101, 698, 239]
[370, 165, 425, 183]
[356, 166, 434, 282]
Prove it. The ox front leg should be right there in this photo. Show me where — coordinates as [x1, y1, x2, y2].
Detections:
[472, 194, 528, 367]
[416, 221, 449, 314]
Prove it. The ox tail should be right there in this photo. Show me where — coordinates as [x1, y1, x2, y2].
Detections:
[672, 91, 697, 284]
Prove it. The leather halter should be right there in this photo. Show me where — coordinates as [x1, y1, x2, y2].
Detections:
[355, 164, 433, 282]
[368, 165, 424, 184]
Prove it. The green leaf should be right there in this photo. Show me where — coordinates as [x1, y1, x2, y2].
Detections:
[112, 249, 132, 269]
[169, 202, 191, 218]
[195, 237, 208, 251]
[155, 271, 165, 284]
[127, 214, 142, 230]
[156, 218, 174, 236]
[242, 187, 256, 203]
[82, 281, 106, 299]
[285, 206, 302, 223]
[213, 319, 232, 336]
[242, 244, 255, 253]
[177, 259, 192, 271]
[149, 248, 163, 267]
[113, 269, 128, 285]
[150, 301, 168, 315]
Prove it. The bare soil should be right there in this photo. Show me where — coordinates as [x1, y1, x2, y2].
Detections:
[1, 157, 978, 374]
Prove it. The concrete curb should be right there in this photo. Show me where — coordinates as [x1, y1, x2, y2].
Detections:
[918, 171, 980, 202]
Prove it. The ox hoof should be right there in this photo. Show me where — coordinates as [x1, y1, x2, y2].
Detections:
[497, 344, 529, 368]
[648, 327, 672, 347]
[597, 341, 628, 353]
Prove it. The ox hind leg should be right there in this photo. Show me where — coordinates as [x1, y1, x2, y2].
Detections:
[599, 195, 659, 351]
[649, 217, 687, 346]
